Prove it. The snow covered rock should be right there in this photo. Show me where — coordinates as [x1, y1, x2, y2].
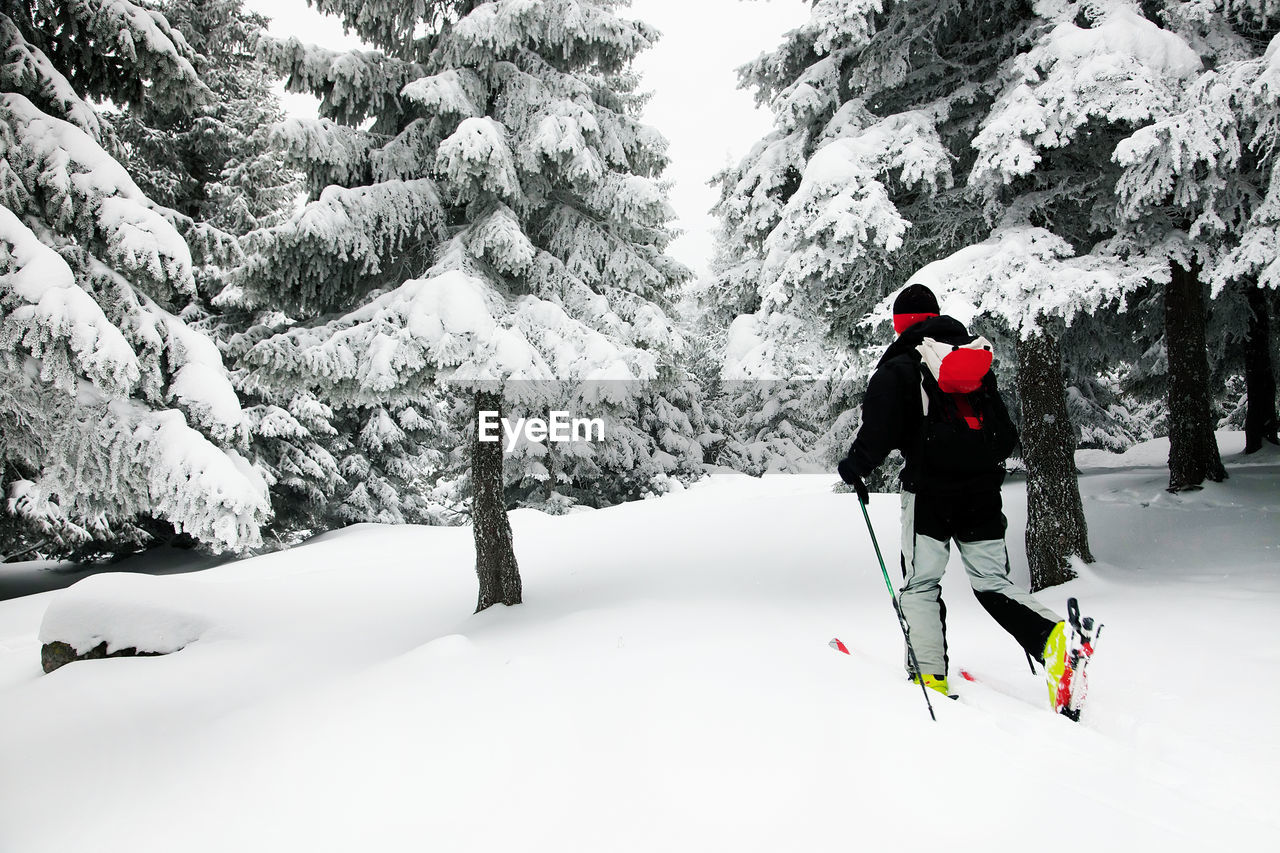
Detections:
[38, 574, 211, 673]
[40, 640, 165, 674]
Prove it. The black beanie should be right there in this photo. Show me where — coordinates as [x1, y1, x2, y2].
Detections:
[893, 283, 940, 316]
[892, 283, 940, 333]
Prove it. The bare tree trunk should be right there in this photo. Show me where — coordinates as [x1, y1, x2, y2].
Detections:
[1015, 328, 1092, 591]
[472, 390, 521, 612]
[1244, 285, 1279, 454]
[1165, 261, 1227, 490]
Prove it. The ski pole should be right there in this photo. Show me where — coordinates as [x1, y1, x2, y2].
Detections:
[856, 497, 936, 722]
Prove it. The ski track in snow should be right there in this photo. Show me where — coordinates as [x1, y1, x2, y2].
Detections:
[0, 432, 1276, 852]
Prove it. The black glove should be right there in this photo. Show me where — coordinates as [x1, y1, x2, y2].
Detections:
[837, 457, 870, 504]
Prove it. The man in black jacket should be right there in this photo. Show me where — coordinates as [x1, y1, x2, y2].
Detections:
[838, 284, 1063, 697]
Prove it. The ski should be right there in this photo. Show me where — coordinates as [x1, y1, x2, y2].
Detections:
[834, 622, 1103, 721]
[1052, 597, 1102, 722]
[954, 665, 1049, 712]
[828, 638, 958, 700]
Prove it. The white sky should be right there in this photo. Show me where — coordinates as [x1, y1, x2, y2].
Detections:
[243, 0, 811, 280]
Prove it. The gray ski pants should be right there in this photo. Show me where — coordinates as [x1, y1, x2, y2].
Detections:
[898, 489, 1060, 676]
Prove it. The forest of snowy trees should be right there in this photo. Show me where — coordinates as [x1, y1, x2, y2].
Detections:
[704, 0, 1280, 586]
[2, 1, 1278, 600]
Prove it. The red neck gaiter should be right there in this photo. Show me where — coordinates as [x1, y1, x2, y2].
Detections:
[893, 312, 938, 334]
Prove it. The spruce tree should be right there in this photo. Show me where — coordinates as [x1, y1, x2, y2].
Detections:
[714, 1, 1115, 587]
[1114, 2, 1280, 482]
[114, 0, 299, 251]
[714, 1, 1273, 586]
[959, 4, 1210, 584]
[0, 0, 270, 558]
[711, 0, 1009, 474]
[106, 0, 325, 544]
[244, 0, 692, 610]
[900, 229, 1160, 588]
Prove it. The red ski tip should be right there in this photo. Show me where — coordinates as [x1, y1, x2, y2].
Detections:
[829, 638, 850, 655]
[960, 669, 977, 682]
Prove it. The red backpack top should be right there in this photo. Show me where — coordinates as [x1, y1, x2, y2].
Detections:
[916, 335, 994, 394]
[916, 335, 994, 430]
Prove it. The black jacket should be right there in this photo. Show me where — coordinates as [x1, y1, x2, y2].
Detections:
[845, 315, 1019, 495]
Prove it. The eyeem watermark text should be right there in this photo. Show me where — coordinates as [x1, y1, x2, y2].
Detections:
[478, 411, 605, 452]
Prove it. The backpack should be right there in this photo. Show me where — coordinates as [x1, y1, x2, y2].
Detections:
[913, 334, 1016, 486]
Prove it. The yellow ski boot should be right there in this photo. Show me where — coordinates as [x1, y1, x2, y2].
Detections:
[1043, 620, 1069, 710]
[911, 672, 953, 698]
[1044, 598, 1102, 721]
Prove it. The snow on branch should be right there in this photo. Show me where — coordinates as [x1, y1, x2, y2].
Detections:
[271, 117, 379, 186]
[972, 8, 1202, 187]
[290, 179, 443, 259]
[1218, 160, 1280, 291]
[239, 178, 446, 313]
[436, 117, 524, 205]
[536, 204, 675, 298]
[2, 93, 195, 297]
[10, 383, 269, 553]
[247, 264, 513, 403]
[39, 242, 251, 457]
[482, 56, 668, 179]
[1220, 34, 1280, 290]
[1113, 32, 1280, 291]
[73, 0, 208, 110]
[401, 68, 486, 118]
[739, 0, 883, 106]
[771, 57, 841, 135]
[899, 226, 1168, 338]
[503, 294, 655, 393]
[723, 312, 785, 380]
[809, 0, 885, 55]
[247, 241, 656, 406]
[760, 111, 951, 307]
[721, 309, 843, 380]
[1113, 63, 1247, 241]
[276, 117, 441, 189]
[585, 172, 668, 233]
[601, 108, 670, 178]
[127, 406, 269, 552]
[526, 102, 604, 183]
[257, 37, 425, 125]
[156, 308, 246, 442]
[1219, 218, 1280, 290]
[715, 132, 808, 245]
[369, 119, 437, 183]
[466, 203, 536, 276]
[0, 14, 101, 139]
[446, 0, 657, 71]
[0, 205, 140, 393]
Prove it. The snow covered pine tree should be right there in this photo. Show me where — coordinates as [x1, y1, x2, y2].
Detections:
[243, 0, 692, 611]
[715, 1, 1275, 587]
[1113, 1, 1280, 484]
[715, 1, 1102, 587]
[109, 0, 326, 544]
[941, 3, 1208, 584]
[0, 0, 270, 558]
[114, 0, 300, 284]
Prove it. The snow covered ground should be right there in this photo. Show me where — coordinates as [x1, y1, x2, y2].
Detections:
[1, 432, 1276, 852]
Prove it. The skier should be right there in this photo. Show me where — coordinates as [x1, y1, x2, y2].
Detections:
[837, 283, 1083, 709]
